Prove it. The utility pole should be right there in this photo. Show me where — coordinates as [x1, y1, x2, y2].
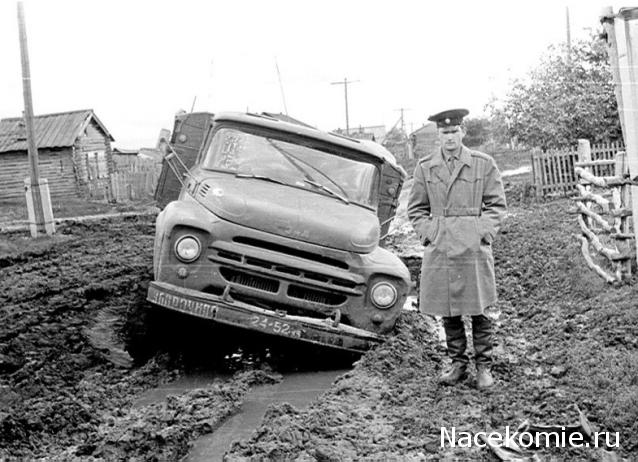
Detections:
[17, 1, 54, 237]
[395, 108, 411, 133]
[600, 6, 638, 268]
[331, 77, 359, 134]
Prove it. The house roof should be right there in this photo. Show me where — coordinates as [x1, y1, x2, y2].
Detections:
[0, 109, 114, 154]
[410, 122, 437, 136]
[112, 147, 139, 156]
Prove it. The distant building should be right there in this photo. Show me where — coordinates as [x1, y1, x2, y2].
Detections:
[0, 109, 114, 201]
[410, 122, 439, 160]
[138, 148, 163, 163]
[112, 147, 139, 169]
[382, 126, 411, 160]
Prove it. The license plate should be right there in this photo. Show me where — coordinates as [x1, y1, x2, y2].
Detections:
[148, 286, 218, 319]
[248, 315, 302, 338]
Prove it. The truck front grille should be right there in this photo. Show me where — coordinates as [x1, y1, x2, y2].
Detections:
[288, 285, 347, 306]
[208, 238, 362, 316]
[219, 267, 279, 293]
[212, 249, 357, 290]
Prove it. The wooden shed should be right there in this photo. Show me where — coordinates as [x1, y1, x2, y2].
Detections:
[0, 109, 115, 201]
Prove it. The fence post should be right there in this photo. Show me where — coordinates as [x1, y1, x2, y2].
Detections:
[615, 152, 632, 277]
[578, 140, 593, 226]
[110, 174, 118, 204]
[531, 150, 541, 197]
[578, 139, 592, 167]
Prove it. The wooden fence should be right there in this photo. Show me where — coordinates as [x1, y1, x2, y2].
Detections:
[531, 141, 625, 197]
[574, 150, 635, 282]
[88, 159, 162, 203]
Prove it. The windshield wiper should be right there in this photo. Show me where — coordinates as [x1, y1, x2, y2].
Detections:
[266, 139, 351, 201]
[235, 172, 289, 186]
[304, 178, 349, 204]
[236, 172, 348, 204]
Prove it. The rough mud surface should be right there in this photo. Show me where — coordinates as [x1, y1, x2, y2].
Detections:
[226, 197, 638, 461]
[0, 217, 286, 460]
[1, 189, 637, 461]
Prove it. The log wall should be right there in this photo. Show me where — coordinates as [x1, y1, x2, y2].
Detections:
[0, 149, 78, 201]
[73, 119, 114, 199]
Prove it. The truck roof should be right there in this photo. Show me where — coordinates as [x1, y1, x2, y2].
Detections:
[213, 112, 404, 174]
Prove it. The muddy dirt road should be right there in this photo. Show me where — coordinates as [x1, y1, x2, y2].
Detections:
[1, 193, 637, 461]
[0, 217, 353, 460]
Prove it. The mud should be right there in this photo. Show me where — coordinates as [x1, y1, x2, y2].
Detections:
[225, 200, 638, 461]
[1, 195, 637, 461]
[0, 216, 353, 460]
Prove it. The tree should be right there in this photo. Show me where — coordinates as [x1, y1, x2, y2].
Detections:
[493, 33, 622, 150]
[463, 117, 490, 147]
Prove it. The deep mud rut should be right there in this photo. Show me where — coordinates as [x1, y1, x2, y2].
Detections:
[0, 217, 355, 460]
[1, 192, 637, 461]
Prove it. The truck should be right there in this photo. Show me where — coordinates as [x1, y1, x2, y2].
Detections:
[148, 111, 411, 353]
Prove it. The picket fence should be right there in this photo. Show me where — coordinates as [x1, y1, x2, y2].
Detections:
[88, 159, 162, 202]
[531, 141, 624, 197]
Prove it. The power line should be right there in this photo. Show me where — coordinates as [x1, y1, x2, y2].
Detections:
[330, 77, 359, 133]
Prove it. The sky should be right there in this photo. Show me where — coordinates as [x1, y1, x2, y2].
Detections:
[0, 0, 628, 148]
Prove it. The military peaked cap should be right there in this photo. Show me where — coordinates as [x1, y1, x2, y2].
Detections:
[428, 108, 469, 128]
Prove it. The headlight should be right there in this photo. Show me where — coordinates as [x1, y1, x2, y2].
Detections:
[174, 235, 201, 262]
[371, 282, 397, 309]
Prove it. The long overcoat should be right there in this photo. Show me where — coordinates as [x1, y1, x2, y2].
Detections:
[407, 146, 506, 317]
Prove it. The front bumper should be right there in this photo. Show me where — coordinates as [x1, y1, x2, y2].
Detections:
[147, 281, 385, 353]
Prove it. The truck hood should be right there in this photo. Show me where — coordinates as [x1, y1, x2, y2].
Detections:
[196, 175, 379, 253]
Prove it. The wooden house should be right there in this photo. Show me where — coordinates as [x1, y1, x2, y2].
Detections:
[0, 109, 114, 201]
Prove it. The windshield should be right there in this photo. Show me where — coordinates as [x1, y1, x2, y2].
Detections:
[201, 127, 379, 207]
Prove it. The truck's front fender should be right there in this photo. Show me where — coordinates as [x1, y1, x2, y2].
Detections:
[153, 199, 219, 278]
[157, 198, 221, 235]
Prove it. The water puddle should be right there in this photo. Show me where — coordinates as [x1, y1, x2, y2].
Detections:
[183, 369, 346, 461]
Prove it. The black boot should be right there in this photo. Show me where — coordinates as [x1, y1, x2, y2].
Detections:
[440, 316, 468, 385]
[472, 314, 494, 389]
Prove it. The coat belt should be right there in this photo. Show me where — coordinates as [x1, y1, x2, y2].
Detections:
[430, 207, 480, 217]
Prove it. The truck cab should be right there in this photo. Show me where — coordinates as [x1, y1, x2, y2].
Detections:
[148, 112, 410, 352]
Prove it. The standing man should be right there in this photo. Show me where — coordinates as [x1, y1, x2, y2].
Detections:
[407, 109, 506, 389]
